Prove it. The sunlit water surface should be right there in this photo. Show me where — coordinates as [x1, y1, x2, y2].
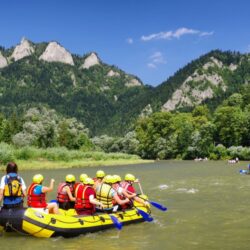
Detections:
[0, 160, 249, 250]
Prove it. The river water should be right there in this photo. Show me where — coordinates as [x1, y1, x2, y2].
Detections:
[0, 160, 249, 250]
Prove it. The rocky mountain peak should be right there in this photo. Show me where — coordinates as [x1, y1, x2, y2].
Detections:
[81, 53, 100, 69]
[107, 70, 120, 77]
[11, 37, 34, 61]
[162, 59, 227, 111]
[125, 78, 142, 87]
[0, 51, 8, 68]
[39, 42, 74, 65]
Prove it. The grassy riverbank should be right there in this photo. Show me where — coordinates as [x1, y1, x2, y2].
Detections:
[0, 144, 153, 170]
[11, 158, 152, 170]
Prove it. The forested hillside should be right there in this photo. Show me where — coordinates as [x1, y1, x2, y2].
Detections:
[0, 38, 154, 136]
[0, 39, 250, 138]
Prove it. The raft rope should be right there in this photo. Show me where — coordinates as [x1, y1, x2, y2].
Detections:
[2, 207, 149, 236]
[5, 219, 53, 237]
[51, 215, 115, 225]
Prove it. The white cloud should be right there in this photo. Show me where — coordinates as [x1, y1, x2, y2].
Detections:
[247, 44, 250, 52]
[173, 27, 199, 38]
[199, 31, 214, 37]
[141, 27, 214, 41]
[147, 51, 166, 69]
[147, 63, 157, 69]
[126, 38, 133, 44]
[150, 52, 166, 64]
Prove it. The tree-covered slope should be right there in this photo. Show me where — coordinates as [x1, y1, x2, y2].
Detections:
[1, 39, 250, 136]
[0, 39, 154, 135]
[154, 50, 249, 112]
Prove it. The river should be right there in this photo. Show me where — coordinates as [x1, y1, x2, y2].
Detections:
[0, 160, 249, 250]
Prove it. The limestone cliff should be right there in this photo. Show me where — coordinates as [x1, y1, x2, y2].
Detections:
[0, 52, 8, 68]
[11, 38, 34, 61]
[81, 53, 100, 69]
[39, 42, 74, 65]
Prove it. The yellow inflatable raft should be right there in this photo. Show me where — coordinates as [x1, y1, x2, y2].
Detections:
[0, 200, 152, 238]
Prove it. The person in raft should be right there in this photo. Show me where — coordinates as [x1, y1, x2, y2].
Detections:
[95, 175, 130, 213]
[120, 173, 149, 208]
[57, 174, 76, 210]
[74, 173, 88, 191]
[112, 174, 148, 209]
[93, 170, 105, 190]
[0, 162, 27, 209]
[74, 177, 104, 215]
[27, 174, 59, 214]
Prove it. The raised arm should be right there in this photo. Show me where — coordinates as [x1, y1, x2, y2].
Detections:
[65, 186, 76, 202]
[42, 179, 55, 193]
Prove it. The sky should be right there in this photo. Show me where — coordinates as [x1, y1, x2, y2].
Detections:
[1, 0, 250, 86]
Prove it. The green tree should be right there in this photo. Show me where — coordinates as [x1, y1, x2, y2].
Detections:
[214, 106, 247, 147]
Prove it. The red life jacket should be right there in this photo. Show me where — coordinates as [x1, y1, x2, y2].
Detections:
[119, 181, 134, 209]
[74, 182, 81, 193]
[27, 183, 47, 208]
[75, 184, 95, 214]
[57, 182, 74, 203]
[120, 181, 136, 194]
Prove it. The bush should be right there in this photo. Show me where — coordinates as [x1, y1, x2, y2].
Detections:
[14, 146, 40, 160]
[227, 146, 250, 160]
[0, 143, 15, 164]
[213, 144, 228, 159]
[41, 147, 71, 161]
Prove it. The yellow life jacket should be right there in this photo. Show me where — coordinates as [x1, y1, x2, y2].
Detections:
[96, 183, 113, 209]
[4, 175, 22, 197]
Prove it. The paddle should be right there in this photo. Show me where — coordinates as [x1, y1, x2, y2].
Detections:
[239, 169, 249, 174]
[137, 195, 167, 211]
[109, 214, 123, 230]
[136, 182, 167, 211]
[136, 208, 153, 222]
[49, 199, 59, 204]
[149, 201, 167, 211]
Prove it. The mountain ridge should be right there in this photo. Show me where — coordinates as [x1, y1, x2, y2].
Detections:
[0, 39, 249, 135]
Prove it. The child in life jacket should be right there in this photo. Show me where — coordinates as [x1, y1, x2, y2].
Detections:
[27, 174, 59, 214]
[75, 177, 103, 215]
[57, 174, 76, 210]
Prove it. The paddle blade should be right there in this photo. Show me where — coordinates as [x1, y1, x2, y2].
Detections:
[110, 215, 122, 230]
[49, 199, 58, 204]
[137, 208, 153, 222]
[240, 170, 248, 174]
[150, 201, 167, 211]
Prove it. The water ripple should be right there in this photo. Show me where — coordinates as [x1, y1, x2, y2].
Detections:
[175, 188, 199, 194]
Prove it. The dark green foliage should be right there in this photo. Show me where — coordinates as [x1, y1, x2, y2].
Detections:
[2, 41, 250, 161]
[0, 44, 154, 136]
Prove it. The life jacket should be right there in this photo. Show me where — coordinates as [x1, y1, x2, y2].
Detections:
[74, 182, 81, 191]
[112, 183, 124, 199]
[96, 183, 113, 209]
[74, 184, 94, 213]
[57, 182, 74, 203]
[3, 174, 22, 197]
[27, 183, 47, 208]
[120, 181, 136, 193]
